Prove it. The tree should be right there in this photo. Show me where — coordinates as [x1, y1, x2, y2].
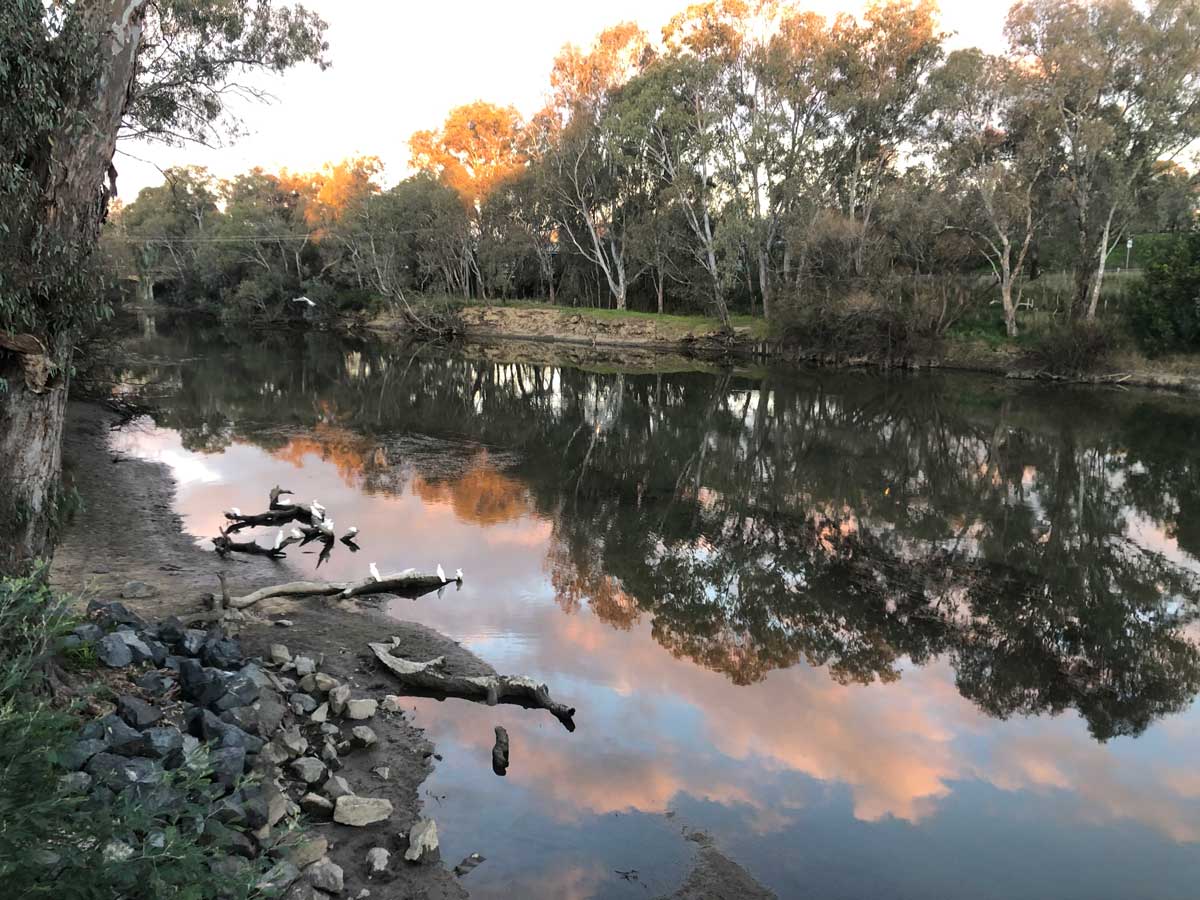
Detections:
[930, 49, 1055, 337]
[825, 0, 945, 278]
[1006, 0, 1200, 320]
[0, 0, 327, 575]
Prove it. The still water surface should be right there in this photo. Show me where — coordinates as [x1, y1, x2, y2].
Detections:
[111, 323, 1200, 899]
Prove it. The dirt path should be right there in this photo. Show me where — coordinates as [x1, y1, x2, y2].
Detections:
[54, 401, 479, 899]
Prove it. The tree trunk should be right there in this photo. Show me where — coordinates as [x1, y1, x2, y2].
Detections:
[999, 239, 1018, 338]
[0, 0, 149, 576]
[0, 344, 71, 574]
[1086, 211, 1115, 321]
[758, 248, 772, 322]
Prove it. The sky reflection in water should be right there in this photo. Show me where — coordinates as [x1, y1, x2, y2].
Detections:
[110, 327, 1200, 899]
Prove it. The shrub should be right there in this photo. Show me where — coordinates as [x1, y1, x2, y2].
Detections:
[1124, 232, 1200, 356]
[1025, 320, 1121, 376]
[0, 571, 268, 900]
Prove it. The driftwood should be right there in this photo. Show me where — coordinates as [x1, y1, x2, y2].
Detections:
[213, 531, 286, 559]
[224, 485, 323, 533]
[369, 640, 576, 731]
[225, 570, 459, 609]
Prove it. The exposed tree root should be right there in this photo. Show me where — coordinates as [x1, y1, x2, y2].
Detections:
[369, 640, 577, 731]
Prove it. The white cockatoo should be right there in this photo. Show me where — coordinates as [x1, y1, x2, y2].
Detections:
[436, 563, 446, 582]
[369, 562, 382, 582]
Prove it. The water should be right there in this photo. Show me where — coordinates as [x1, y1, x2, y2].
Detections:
[109, 321, 1200, 899]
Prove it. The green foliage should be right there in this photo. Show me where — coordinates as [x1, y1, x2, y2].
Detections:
[1125, 232, 1200, 355]
[0, 571, 276, 900]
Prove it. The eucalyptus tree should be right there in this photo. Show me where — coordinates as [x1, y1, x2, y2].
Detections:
[0, 0, 327, 574]
[929, 49, 1057, 337]
[824, 0, 945, 278]
[1006, 0, 1200, 320]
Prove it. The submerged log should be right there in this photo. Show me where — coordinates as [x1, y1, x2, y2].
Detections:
[225, 570, 460, 609]
[369, 640, 576, 731]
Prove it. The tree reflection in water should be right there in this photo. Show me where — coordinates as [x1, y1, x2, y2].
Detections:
[116, 323, 1200, 742]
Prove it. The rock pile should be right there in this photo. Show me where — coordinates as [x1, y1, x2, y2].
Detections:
[61, 600, 431, 898]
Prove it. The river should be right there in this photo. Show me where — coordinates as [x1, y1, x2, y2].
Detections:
[107, 319, 1200, 899]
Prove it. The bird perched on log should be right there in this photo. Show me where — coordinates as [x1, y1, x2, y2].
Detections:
[369, 562, 382, 582]
[436, 563, 446, 582]
[340, 526, 360, 550]
[224, 507, 241, 518]
[311, 500, 325, 521]
[455, 568, 464, 583]
[273, 529, 285, 551]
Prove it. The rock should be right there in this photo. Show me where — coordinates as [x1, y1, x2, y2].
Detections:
[270, 643, 292, 665]
[179, 629, 207, 657]
[313, 672, 340, 693]
[86, 753, 161, 793]
[333, 795, 393, 827]
[158, 617, 186, 645]
[299, 793, 334, 817]
[283, 885, 325, 900]
[202, 636, 243, 669]
[304, 857, 344, 894]
[112, 631, 156, 665]
[259, 860, 302, 894]
[256, 690, 287, 735]
[58, 771, 93, 794]
[289, 757, 327, 784]
[404, 818, 439, 863]
[320, 723, 340, 736]
[144, 639, 169, 666]
[278, 725, 309, 758]
[213, 674, 260, 711]
[365, 847, 390, 877]
[328, 684, 351, 715]
[274, 619, 294, 628]
[134, 672, 176, 696]
[321, 775, 355, 800]
[321, 738, 340, 766]
[63, 738, 108, 771]
[209, 746, 247, 788]
[72, 622, 104, 644]
[350, 726, 378, 749]
[290, 693, 318, 715]
[311, 702, 329, 724]
[99, 714, 144, 756]
[293, 656, 316, 677]
[371, 766, 390, 781]
[116, 695, 163, 729]
[345, 699, 377, 720]
[381, 695, 404, 714]
[121, 581, 156, 599]
[492, 725, 509, 776]
[96, 634, 133, 668]
[88, 599, 145, 629]
[265, 782, 289, 828]
[138, 726, 184, 763]
[453, 852, 486, 878]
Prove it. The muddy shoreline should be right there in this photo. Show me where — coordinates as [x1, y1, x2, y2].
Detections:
[52, 399, 774, 899]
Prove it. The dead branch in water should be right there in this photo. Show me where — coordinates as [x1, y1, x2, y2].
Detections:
[213, 529, 286, 559]
[222, 570, 460, 609]
[369, 640, 576, 731]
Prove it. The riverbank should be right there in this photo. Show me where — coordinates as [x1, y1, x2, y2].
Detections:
[53, 401, 475, 899]
[52, 399, 776, 899]
[362, 303, 1200, 394]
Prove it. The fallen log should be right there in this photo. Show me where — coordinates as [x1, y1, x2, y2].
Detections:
[369, 640, 576, 732]
[213, 532, 286, 559]
[225, 569, 460, 609]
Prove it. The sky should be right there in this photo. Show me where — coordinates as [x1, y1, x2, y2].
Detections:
[114, 0, 1009, 200]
